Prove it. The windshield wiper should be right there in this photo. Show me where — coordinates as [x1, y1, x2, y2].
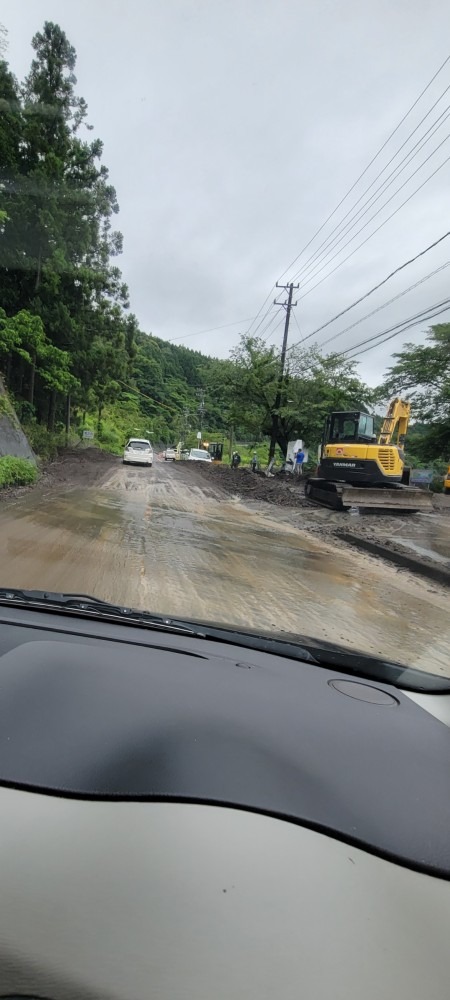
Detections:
[183, 621, 444, 691]
[0, 589, 445, 691]
[0, 589, 205, 638]
[0, 588, 319, 663]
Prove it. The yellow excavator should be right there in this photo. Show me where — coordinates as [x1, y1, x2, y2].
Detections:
[305, 398, 434, 512]
[444, 464, 450, 496]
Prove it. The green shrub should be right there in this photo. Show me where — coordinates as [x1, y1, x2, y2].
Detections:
[96, 426, 123, 454]
[22, 423, 59, 460]
[0, 456, 38, 488]
[22, 423, 79, 460]
[15, 400, 36, 423]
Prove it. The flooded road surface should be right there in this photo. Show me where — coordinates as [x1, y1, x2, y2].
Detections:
[0, 458, 449, 677]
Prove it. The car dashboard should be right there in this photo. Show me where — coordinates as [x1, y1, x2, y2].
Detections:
[0, 604, 449, 999]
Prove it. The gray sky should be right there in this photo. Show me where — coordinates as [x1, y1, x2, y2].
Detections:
[4, 1, 450, 385]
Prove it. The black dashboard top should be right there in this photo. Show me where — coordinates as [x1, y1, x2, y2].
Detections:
[0, 607, 449, 878]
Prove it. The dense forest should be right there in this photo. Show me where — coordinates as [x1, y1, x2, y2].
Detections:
[1, 22, 449, 471]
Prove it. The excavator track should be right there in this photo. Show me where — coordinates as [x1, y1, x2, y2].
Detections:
[305, 479, 434, 513]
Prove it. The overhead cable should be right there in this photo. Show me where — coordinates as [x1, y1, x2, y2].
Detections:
[293, 153, 450, 304]
[276, 54, 450, 283]
[342, 297, 450, 359]
[292, 100, 450, 287]
[291, 228, 450, 348]
[318, 260, 450, 349]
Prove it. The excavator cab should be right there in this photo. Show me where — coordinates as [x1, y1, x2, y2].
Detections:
[325, 411, 377, 446]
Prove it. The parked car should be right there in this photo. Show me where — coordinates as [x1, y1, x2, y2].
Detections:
[164, 446, 176, 461]
[123, 439, 153, 466]
[188, 448, 212, 462]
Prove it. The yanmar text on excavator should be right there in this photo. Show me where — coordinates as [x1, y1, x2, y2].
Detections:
[305, 398, 433, 512]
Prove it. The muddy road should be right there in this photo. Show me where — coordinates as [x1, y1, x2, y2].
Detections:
[0, 453, 449, 677]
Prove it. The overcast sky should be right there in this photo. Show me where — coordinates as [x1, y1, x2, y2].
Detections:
[4, 1, 450, 385]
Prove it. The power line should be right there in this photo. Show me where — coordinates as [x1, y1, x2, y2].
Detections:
[294, 152, 450, 304]
[236, 57, 450, 372]
[264, 314, 287, 345]
[257, 307, 282, 340]
[277, 54, 450, 283]
[293, 87, 450, 285]
[291, 308, 304, 344]
[341, 296, 450, 359]
[292, 97, 450, 287]
[248, 290, 279, 337]
[261, 308, 285, 342]
[117, 379, 181, 414]
[294, 132, 450, 294]
[242, 56, 450, 367]
[318, 260, 450, 350]
[237, 287, 450, 376]
[166, 317, 253, 344]
[260, 230, 450, 364]
[347, 303, 450, 359]
[292, 228, 450, 347]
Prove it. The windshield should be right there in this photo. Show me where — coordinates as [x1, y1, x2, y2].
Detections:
[0, 7, 449, 689]
[127, 441, 151, 450]
[358, 414, 375, 438]
[329, 413, 375, 442]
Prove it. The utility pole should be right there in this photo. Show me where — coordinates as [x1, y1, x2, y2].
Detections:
[268, 282, 299, 463]
[181, 406, 190, 449]
[196, 389, 205, 447]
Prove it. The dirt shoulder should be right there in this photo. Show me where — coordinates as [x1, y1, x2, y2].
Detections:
[42, 447, 121, 488]
[0, 447, 121, 502]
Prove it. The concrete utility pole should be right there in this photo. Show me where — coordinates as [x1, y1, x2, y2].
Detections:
[196, 389, 205, 446]
[268, 282, 299, 463]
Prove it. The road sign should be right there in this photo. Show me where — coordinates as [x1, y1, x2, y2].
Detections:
[196, 431, 201, 440]
[83, 430, 94, 440]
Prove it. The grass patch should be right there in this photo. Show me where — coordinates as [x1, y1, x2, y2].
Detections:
[0, 456, 38, 488]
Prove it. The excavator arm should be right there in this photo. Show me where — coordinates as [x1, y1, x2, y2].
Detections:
[378, 398, 411, 446]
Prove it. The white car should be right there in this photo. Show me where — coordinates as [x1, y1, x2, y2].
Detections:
[188, 448, 212, 462]
[164, 446, 176, 461]
[123, 438, 153, 466]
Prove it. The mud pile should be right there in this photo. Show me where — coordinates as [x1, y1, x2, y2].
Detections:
[180, 462, 309, 507]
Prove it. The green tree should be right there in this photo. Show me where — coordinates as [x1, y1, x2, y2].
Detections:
[377, 324, 450, 462]
[0, 24, 7, 57]
[214, 335, 371, 457]
[0, 21, 132, 431]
